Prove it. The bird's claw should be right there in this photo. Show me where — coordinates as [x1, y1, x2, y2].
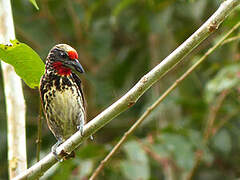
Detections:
[77, 125, 84, 136]
[77, 125, 94, 140]
[52, 140, 63, 162]
[90, 135, 94, 140]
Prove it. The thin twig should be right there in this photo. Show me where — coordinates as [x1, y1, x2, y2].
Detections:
[203, 91, 228, 142]
[186, 22, 240, 180]
[187, 106, 238, 180]
[13, 1, 240, 179]
[136, 138, 178, 180]
[90, 21, 240, 180]
[186, 91, 228, 180]
[222, 34, 240, 45]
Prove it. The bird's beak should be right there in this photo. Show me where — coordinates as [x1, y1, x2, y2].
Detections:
[64, 59, 85, 73]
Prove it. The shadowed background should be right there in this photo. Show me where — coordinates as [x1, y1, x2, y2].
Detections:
[0, 0, 240, 179]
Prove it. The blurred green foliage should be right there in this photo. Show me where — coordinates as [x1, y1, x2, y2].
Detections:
[0, 0, 240, 179]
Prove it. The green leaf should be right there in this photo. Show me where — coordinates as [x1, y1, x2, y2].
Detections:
[121, 141, 150, 180]
[77, 160, 93, 179]
[163, 134, 195, 170]
[121, 160, 149, 180]
[205, 64, 240, 102]
[212, 129, 232, 154]
[29, 0, 39, 10]
[0, 40, 45, 88]
[124, 141, 148, 163]
[155, 133, 195, 171]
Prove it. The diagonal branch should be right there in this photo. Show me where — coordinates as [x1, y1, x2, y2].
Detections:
[89, 21, 240, 180]
[13, 0, 240, 179]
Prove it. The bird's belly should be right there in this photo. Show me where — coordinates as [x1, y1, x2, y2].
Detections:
[46, 88, 85, 140]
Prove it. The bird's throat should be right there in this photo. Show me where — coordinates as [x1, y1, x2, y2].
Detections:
[52, 62, 71, 76]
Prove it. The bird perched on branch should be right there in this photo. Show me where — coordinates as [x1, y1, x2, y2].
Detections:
[40, 44, 86, 160]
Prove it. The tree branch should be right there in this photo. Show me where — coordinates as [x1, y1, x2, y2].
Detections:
[187, 91, 229, 180]
[222, 34, 240, 45]
[89, 20, 240, 180]
[0, 0, 27, 178]
[13, 0, 240, 179]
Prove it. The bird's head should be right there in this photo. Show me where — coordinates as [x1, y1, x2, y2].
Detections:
[47, 44, 84, 76]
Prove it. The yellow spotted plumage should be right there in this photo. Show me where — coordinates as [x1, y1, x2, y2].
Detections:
[40, 44, 86, 160]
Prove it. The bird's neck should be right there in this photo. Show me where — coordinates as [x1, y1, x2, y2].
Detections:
[46, 60, 72, 76]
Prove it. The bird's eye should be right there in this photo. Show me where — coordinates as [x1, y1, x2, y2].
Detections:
[60, 52, 67, 58]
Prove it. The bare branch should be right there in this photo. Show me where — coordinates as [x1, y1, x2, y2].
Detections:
[222, 34, 240, 45]
[13, 0, 240, 179]
[0, 0, 27, 178]
[89, 20, 240, 180]
[187, 91, 229, 180]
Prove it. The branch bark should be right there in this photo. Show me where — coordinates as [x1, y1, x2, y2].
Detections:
[13, 0, 240, 179]
[0, 0, 27, 179]
[89, 21, 240, 180]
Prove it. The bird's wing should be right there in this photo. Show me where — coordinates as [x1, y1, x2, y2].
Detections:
[71, 73, 86, 110]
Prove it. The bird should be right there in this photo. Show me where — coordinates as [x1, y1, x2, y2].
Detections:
[39, 44, 86, 160]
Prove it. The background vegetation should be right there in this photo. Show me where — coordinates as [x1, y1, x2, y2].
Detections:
[0, 0, 240, 179]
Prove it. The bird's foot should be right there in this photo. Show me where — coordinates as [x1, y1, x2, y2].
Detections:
[52, 140, 63, 162]
[77, 124, 84, 136]
[90, 135, 94, 140]
[77, 125, 94, 140]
